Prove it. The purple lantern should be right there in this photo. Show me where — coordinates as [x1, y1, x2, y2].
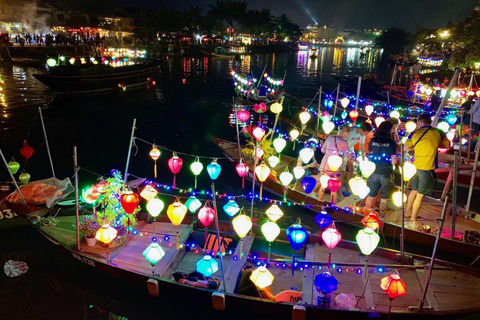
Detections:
[314, 210, 333, 229]
[315, 271, 338, 294]
[301, 176, 317, 194]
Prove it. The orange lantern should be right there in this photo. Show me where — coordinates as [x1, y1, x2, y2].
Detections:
[120, 189, 140, 214]
[149, 145, 161, 178]
[380, 270, 407, 300]
[361, 211, 381, 231]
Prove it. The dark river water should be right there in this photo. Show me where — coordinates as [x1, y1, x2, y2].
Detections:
[0, 48, 476, 319]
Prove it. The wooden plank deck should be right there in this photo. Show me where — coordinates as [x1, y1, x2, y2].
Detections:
[223, 234, 255, 293]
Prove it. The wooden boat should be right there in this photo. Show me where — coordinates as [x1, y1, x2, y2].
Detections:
[33, 61, 160, 94]
[6, 195, 480, 319]
[214, 137, 480, 265]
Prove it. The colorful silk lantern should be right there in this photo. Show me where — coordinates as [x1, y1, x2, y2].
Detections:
[82, 185, 100, 204]
[299, 111, 311, 124]
[254, 102, 267, 113]
[143, 241, 165, 267]
[95, 224, 118, 245]
[120, 190, 140, 214]
[270, 102, 283, 114]
[359, 159, 376, 178]
[196, 255, 219, 276]
[322, 224, 342, 268]
[236, 160, 249, 188]
[361, 211, 381, 231]
[207, 159, 221, 180]
[20, 140, 34, 166]
[290, 128, 300, 140]
[279, 169, 294, 187]
[327, 155, 343, 172]
[293, 166, 306, 179]
[232, 213, 252, 254]
[7, 160, 20, 174]
[348, 176, 367, 196]
[320, 174, 331, 188]
[356, 228, 380, 256]
[168, 153, 183, 188]
[286, 220, 308, 250]
[349, 110, 359, 122]
[255, 162, 271, 200]
[268, 155, 280, 168]
[301, 175, 317, 194]
[262, 221, 280, 261]
[266, 204, 284, 222]
[147, 198, 165, 217]
[315, 272, 338, 295]
[96, 179, 109, 194]
[19, 172, 31, 184]
[299, 147, 315, 164]
[149, 145, 161, 178]
[392, 191, 407, 207]
[186, 196, 202, 213]
[140, 184, 158, 201]
[273, 137, 287, 153]
[198, 203, 216, 227]
[252, 126, 266, 142]
[400, 162, 417, 182]
[375, 116, 385, 127]
[341, 111, 348, 119]
[340, 97, 350, 108]
[250, 266, 274, 290]
[223, 199, 240, 217]
[314, 210, 333, 229]
[236, 109, 250, 122]
[190, 157, 203, 188]
[255, 147, 264, 160]
[405, 121, 416, 133]
[437, 121, 449, 133]
[327, 178, 341, 192]
[365, 105, 374, 116]
[390, 110, 400, 119]
[166, 200, 188, 226]
[380, 270, 407, 300]
[322, 121, 335, 134]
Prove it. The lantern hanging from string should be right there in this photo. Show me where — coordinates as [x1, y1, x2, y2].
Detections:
[361, 211, 381, 231]
[293, 166, 306, 179]
[365, 105, 374, 117]
[236, 109, 250, 122]
[236, 159, 249, 188]
[315, 271, 338, 296]
[196, 255, 219, 277]
[268, 155, 280, 168]
[327, 155, 343, 172]
[357, 186, 371, 200]
[255, 162, 271, 200]
[322, 121, 335, 134]
[19, 172, 30, 184]
[301, 175, 317, 194]
[390, 110, 400, 119]
[167, 199, 188, 249]
[143, 241, 165, 269]
[149, 145, 161, 178]
[140, 184, 158, 201]
[340, 97, 350, 108]
[299, 147, 315, 164]
[95, 224, 118, 245]
[185, 195, 202, 213]
[255, 147, 264, 160]
[20, 140, 34, 166]
[359, 159, 376, 178]
[286, 219, 308, 250]
[207, 159, 221, 180]
[232, 212, 252, 256]
[445, 114, 457, 126]
[223, 199, 240, 217]
[253, 126, 266, 142]
[322, 223, 342, 268]
[250, 266, 274, 290]
[270, 102, 283, 114]
[327, 178, 341, 192]
[198, 202, 216, 227]
[356, 228, 380, 256]
[349, 110, 359, 122]
[341, 111, 348, 119]
[147, 198, 165, 218]
[262, 221, 280, 261]
[266, 204, 284, 222]
[190, 157, 203, 189]
[380, 270, 407, 300]
[400, 162, 417, 182]
[120, 189, 140, 214]
[290, 128, 300, 140]
[405, 121, 417, 133]
[168, 152, 183, 188]
[7, 160, 20, 174]
[273, 137, 287, 153]
[299, 111, 311, 124]
[348, 176, 367, 196]
[279, 168, 293, 199]
[375, 116, 385, 127]
[437, 121, 449, 133]
[392, 191, 407, 207]
[320, 174, 331, 188]
[314, 210, 333, 229]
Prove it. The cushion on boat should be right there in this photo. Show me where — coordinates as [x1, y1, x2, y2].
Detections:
[204, 233, 234, 253]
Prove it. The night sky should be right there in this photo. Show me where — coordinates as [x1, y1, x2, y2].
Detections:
[118, 0, 477, 31]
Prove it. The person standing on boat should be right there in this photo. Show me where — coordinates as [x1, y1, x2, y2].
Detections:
[405, 114, 450, 228]
[345, 122, 373, 182]
[365, 121, 398, 218]
[470, 98, 480, 138]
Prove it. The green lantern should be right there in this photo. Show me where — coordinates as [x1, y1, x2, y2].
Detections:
[7, 161, 20, 174]
[185, 196, 202, 213]
[19, 172, 31, 184]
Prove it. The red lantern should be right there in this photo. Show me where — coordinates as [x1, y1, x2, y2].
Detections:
[361, 211, 381, 231]
[198, 202, 216, 227]
[237, 109, 250, 122]
[168, 153, 183, 188]
[20, 140, 34, 166]
[380, 270, 407, 300]
[254, 102, 267, 113]
[349, 110, 359, 122]
[252, 126, 266, 142]
[120, 190, 140, 214]
[328, 178, 342, 192]
[236, 160, 249, 188]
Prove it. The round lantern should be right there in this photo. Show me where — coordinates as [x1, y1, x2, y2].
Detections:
[149, 146, 161, 178]
[268, 155, 280, 168]
[390, 111, 400, 119]
[349, 110, 359, 122]
[166, 200, 188, 226]
[7, 160, 20, 174]
[140, 185, 158, 201]
[380, 270, 407, 300]
[196, 255, 219, 277]
[190, 157, 204, 176]
[299, 147, 315, 164]
[273, 137, 287, 153]
[315, 272, 338, 295]
[262, 221, 281, 242]
[322, 121, 335, 134]
[405, 121, 417, 133]
[232, 214, 252, 238]
[356, 228, 380, 256]
[266, 204, 284, 222]
[147, 198, 165, 217]
[95, 224, 118, 245]
[327, 155, 343, 172]
[320, 174, 331, 188]
[327, 178, 342, 192]
[223, 199, 240, 217]
[301, 176, 317, 194]
[20, 140, 34, 165]
[143, 241, 165, 266]
[82, 185, 100, 204]
[322, 226, 342, 249]
[359, 159, 376, 178]
[279, 170, 294, 187]
[237, 109, 250, 122]
[314, 211, 333, 229]
[120, 190, 140, 214]
[270, 102, 283, 114]
[19, 172, 31, 184]
[254, 102, 267, 113]
[207, 159, 221, 180]
[255, 163, 271, 199]
[437, 121, 449, 133]
[349, 177, 367, 196]
[286, 220, 308, 250]
[375, 116, 385, 127]
[299, 111, 311, 124]
[198, 203, 216, 227]
[290, 128, 300, 140]
[236, 160, 249, 188]
[340, 97, 350, 108]
[361, 211, 381, 230]
[253, 126, 266, 142]
[365, 105, 374, 116]
[392, 191, 407, 207]
[400, 162, 417, 182]
[168, 153, 183, 188]
[250, 266, 274, 290]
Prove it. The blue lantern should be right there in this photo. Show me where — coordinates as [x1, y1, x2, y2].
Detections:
[314, 271, 338, 294]
[325, 100, 334, 109]
[314, 210, 333, 229]
[286, 219, 308, 250]
[341, 111, 348, 120]
[223, 199, 240, 217]
[301, 176, 317, 194]
[207, 160, 221, 180]
[196, 255, 219, 277]
[445, 114, 457, 126]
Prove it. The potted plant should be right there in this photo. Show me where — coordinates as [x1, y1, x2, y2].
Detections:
[80, 216, 99, 246]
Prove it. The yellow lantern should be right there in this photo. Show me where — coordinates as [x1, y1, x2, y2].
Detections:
[270, 102, 283, 114]
[299, 111, 311, 124]
[405, 121, 417, 133]
[149, 145, 161, 178]
[389, 111, 400, 119]
[327, 155, 343, 172]
[266, 204, 284, 222]
[140, 185, 158, 201]
[400, 162, 417, 182]
[250, 266, 274, 290]
[232, 214, 252, 238]
[359, 159, 376, 178]
[166, 200, 188, 226]
[365, 105, 374, 116]
[322, 121, 335, 134]
[320, 174, 331, 188]
[95, 224, 118, 245]
[293, 166, 305, 179]
[375, 116, 385, 127]
[340, 97, 350, 108]
[255, 163, 271, 199]
[348, 177, 367, 196]
[262, 221, 280, 242]
[290, 128, 300, 140]
[392, 191, 407, 207]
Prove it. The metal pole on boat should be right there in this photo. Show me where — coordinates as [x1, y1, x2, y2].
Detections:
[210, 182, 227, 292]
[400, 144, 405, 258]
[333, 84, 340, 119]
[73, 146, 81, 251]
[419, 196, 449, 311]
[467, 73, 475, 164]
[124, 118, 137, 185]
[257, 65, 267, 88]
[234, 98, 242, 160]
[38, 107, 56, 178]
[0, 148, 26, 205]
[452, 144, 459, 239]
[354, 76, 362, 116]
[465, 142, 480, 213]
[432, 69, 461, 127]
[250, 142, 257, 221]
[316, 86, 322, 135]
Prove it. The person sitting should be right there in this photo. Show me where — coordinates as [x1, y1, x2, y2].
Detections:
[364, 121, 398, 218]
[346, 122, 373, 183]
[296, 138, 320, 177]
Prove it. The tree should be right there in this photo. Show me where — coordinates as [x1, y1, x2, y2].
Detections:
[182, 5, 205, 43]
[451, 10, 480, 68]
[375, 27, 410, 55]
[274, 14, 301, 41]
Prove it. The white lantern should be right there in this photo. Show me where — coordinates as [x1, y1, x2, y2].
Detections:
[299, 147, 315, 164]
[365, 105, 374, 116]
[405, 121, 417, 133]
[320, 174, 331, 188]
[290, 129, 300, 140]
[390, 111, 400, 119]
[375, 116, 385, 127]
[348, 177, 367, 196]
[279, 171, 294, 186]
[340, 97, 350, 108]
[273, 137, 287, 153]
[359, 159, 376, 178]
[400, 162, 417, 182]
[327, 155, 343, 172]
[392, 191, 407, 207]
[357, 186, 371, 199]
[266, 204, 284, 222]
[437, 121, 450, 133]
[322, 121, 335, 134]
[299, 111, 311, 124]
[268, 155, 280, 168]
[293, 166, 306, 179]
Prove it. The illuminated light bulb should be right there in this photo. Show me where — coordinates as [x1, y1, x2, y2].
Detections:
[359, 159, 376, 178]
[290, 129, 300, 140]
[375, 116, 385, 127]
[348, 177, 367, 196]
[365, 105, 374, 116]
[400, 162, 417, 182]
[270, 102, 283, 114]
[322, 121, 335, 134]
[320, 174, 331, 188]
[293, 166, 306, 179]
[299, 111, 311, 124]
[437, 121, 450, 133]
[405, 121, 417, 133]
[143, 241, 165, 266]
[279, 170, 294, 186]
[268, 155, 280, 168]
[340, 97, 350, 108]
[327, 155, 343, 172]
[261, 221, 281, 242]
[356, 228, 380, 256]
[390, 111, 400, 119]
[392, 191, 407, 207]
[266, 204, 284, 222]
[253, 127, 266, 142]
[273, 137, 287, 153]
[299, 147, 315, 164]
[147, 198, 165, 217]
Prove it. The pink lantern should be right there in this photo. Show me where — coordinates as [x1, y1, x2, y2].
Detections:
[236, 160, 249, 188]
[328, 178, 342, 192]
[237, 109, 250, 122]
[254, 102, 267, 113]
[322, 223, 342, 268]
[349, 110, 359, 122]
[168, 153, 183, 188]
[198, 202, 216, 227]
[252, 127, 266, 142]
